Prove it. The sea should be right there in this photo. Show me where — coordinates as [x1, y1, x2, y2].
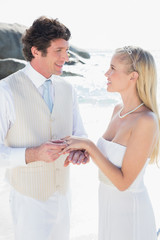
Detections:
[0, 49, 160, 240]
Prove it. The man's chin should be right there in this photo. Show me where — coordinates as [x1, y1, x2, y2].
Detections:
[53, 70, 63, 76]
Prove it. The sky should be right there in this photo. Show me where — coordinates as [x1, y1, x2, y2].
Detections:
[1, 0, 160, 51]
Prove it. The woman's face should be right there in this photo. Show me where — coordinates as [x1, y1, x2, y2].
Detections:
[105, 54, 132, 93]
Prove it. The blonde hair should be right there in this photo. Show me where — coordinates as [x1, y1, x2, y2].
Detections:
[115, 46, 160, 164]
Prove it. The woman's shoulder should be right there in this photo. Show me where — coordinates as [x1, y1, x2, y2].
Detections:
[134, 109, 159, 133]
[109, 103, 123, 120]
[114, 103, 123, 110]
[138, 108, 158, 122]
[112, 103, 123, 115]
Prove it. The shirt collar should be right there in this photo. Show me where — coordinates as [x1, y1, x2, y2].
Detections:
[23, 63, 58, 88]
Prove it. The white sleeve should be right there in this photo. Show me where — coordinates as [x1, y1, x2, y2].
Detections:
[0, 81, 26, 168]
[72, 87, 87, 137]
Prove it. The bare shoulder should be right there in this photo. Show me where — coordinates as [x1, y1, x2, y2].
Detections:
[112, 103, 123, 116]
[138, 110, 158, 124]
[134, 110, 159, 133]
[128, 110, 159, 158]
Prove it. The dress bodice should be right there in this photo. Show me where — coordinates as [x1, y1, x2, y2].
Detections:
[97, 137, 150, 192]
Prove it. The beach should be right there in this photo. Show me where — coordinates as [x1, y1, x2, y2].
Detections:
[0, 49, 160, 239]
[1, 104, 160, 240]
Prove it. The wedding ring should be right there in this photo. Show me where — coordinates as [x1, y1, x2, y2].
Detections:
[64, 140, 69, 146]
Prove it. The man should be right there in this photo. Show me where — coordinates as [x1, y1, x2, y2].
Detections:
[0, 16, 88, 240]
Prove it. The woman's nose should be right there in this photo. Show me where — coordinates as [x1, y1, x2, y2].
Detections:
[104, 70, 109, 77]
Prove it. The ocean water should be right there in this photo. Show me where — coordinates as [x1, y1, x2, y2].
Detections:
[64, 49, 160, 106]
[0, 49, 160, 240]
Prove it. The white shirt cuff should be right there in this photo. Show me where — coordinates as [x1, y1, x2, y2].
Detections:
[9, 148, 27, 167]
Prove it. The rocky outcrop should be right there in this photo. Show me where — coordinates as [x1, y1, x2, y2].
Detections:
[0, 22, 90, 79]
[0, 23, 26, 60]
[0, 58, 26, 79]
[69, 45, 90, 59]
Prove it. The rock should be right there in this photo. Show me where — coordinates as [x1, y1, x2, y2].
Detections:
[0, 58, 26, 79]
[69, 45, 90, 59]
[67, 51, 86, 65]
[62, 71, 83, 77]
[0, 22, 90, 79]
[0, 22, 26, 60]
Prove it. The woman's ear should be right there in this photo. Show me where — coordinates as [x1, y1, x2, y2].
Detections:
[130, 71, 139, 81]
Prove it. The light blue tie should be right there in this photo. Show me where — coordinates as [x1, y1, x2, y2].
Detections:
[43, 79, 53, 113]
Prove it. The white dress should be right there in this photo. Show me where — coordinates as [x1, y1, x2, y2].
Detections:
[97, 137, 157, 240]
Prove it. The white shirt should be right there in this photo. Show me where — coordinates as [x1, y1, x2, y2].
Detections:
[0, 63, 87, 168]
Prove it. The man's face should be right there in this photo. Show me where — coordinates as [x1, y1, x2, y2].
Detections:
[31, 38, 69, 78]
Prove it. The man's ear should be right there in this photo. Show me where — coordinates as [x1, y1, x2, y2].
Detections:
[31, 46, 39, 57]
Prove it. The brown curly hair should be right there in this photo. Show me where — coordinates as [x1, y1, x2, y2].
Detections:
[22, 16, 71, 61]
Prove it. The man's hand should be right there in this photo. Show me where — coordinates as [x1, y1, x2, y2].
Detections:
[64, 150, 89, 167]
[25, 141, 67, 164]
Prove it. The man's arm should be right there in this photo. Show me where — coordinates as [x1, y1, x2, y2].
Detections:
[64, 150, 89, 167]
[0, 81, 65, 168]
[0, 81, 27, 168]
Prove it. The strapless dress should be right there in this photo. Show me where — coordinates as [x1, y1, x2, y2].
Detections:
[97, 137, 157, 240]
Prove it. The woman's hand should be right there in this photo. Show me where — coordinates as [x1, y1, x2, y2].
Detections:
[59, 136, 92, 167]
[61, 136, 90, 153]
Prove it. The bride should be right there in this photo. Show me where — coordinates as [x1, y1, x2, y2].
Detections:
[61, 46, 160, 240]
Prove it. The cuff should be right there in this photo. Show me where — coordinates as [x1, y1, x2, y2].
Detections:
[9, 148, 27, 167]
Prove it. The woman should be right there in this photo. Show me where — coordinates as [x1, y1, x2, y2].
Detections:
[62, 46, 160, 239]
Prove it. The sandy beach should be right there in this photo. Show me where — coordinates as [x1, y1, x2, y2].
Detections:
[0, 104, 160, 240]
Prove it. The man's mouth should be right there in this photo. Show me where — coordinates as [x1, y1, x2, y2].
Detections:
[56, 64, 63, 68]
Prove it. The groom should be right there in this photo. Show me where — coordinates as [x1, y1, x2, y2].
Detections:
[0, 16, 88, 240]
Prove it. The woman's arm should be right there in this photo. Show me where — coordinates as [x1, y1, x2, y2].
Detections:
[62, 112, 158, 190]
